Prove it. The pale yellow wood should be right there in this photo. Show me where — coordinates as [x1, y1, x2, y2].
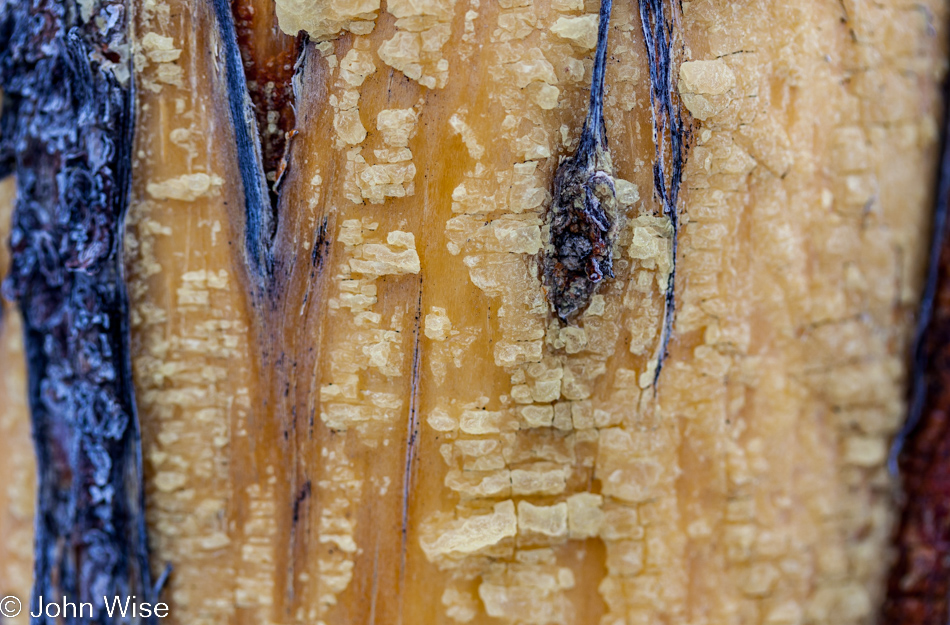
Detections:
[0, 176, 36, 625]
[0, 176, 35, 625]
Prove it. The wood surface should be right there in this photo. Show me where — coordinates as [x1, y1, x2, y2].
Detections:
[1, 1, 949, 624]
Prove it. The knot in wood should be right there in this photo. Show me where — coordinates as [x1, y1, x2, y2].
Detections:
[543, 150, 617, 321]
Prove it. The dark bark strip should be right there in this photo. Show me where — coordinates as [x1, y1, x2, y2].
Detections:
[209, 0, 276, 279]
[0, 0, 156, 623]
[882, 84, 950, 625]
[543, 0, 618, 320]
[208, 0, 304, 284]
[637, 0, 687, 383]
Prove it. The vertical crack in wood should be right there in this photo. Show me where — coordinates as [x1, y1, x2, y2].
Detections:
[230, 0, 301, 203]
[209, 0, 277, 280]
[637, 0, 688, 384]
[399, 284, 424, 605]
[208, 0, 304, 286]
[0, 0, 157, 621]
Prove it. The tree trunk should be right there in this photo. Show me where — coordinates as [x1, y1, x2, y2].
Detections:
[1, 0, 949, 624]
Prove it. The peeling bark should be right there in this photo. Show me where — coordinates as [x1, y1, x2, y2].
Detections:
[0, 0, 155, 622]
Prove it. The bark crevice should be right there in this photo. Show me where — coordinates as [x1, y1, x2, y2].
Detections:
[209, 0, 303, 285]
